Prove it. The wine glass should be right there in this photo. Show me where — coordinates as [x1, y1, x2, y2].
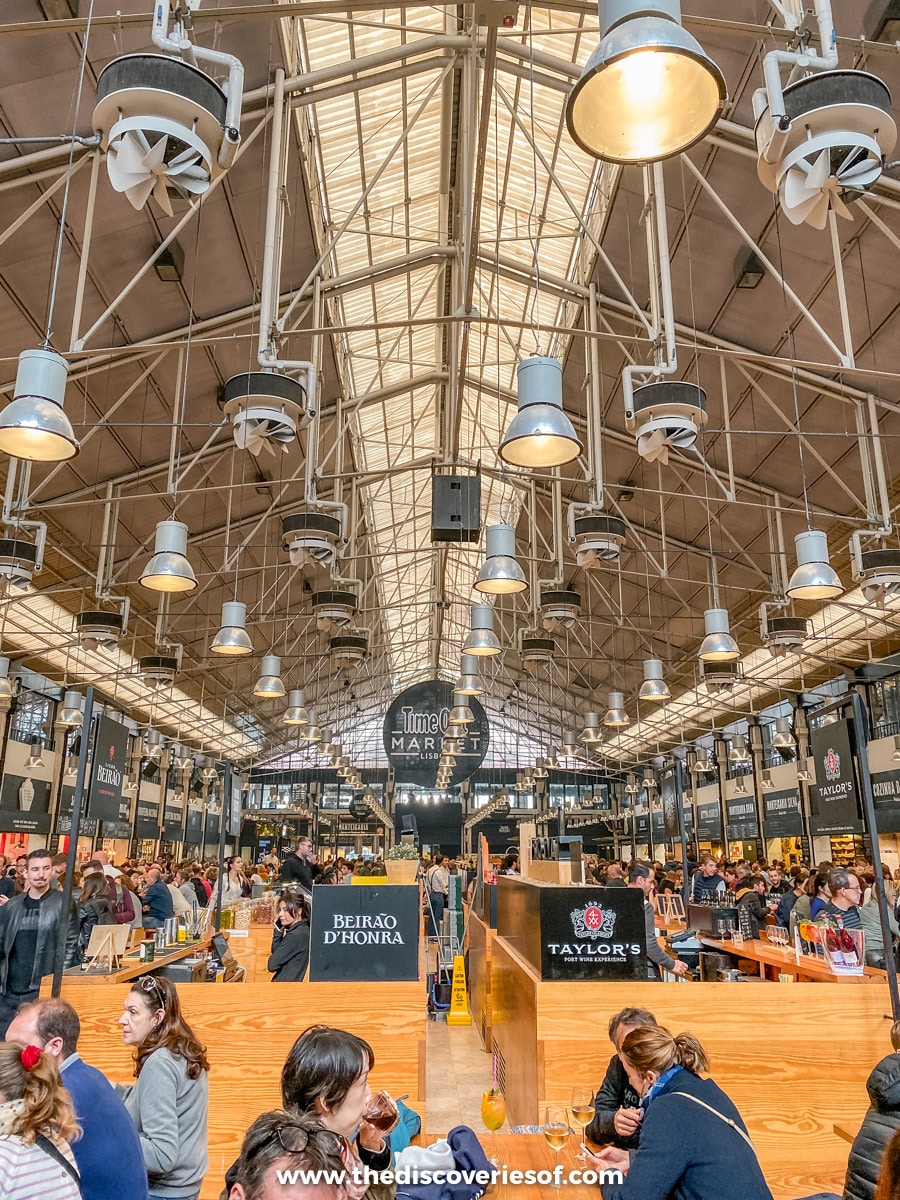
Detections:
[571, 1087, 595, 1160]
[544, 1105, 570, 1188]
[481, 1089, 506, 1132]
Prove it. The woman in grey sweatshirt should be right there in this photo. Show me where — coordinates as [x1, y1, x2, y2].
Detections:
[118, 976, 209, 1200]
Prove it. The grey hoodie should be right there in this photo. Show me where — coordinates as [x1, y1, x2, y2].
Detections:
[121, 1047, 209, 1198]
[843, 1052, 900, 1200]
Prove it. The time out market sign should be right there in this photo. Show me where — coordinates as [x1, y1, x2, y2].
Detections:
[383, 680, 489, 787]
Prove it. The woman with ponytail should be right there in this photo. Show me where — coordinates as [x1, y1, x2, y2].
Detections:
[590, 1026, 773, 1200]
[0, 1040, 81, 1198]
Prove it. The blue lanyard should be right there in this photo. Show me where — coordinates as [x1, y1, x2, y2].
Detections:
[641, 1064, 684, 1109]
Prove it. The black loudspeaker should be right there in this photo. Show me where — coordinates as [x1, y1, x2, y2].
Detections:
[401, 814, 418, 835]
[431, 474, 481, 543]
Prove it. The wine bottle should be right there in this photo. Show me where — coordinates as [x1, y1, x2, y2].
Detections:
[824, 926, 845, 969]
[837, 926, 860, 968]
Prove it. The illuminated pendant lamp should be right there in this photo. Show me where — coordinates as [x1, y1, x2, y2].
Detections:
[0, 349, 78, 462]
[786, 530, 843, 602]
[140, 520, 197, 593]
[283, 689, 309, 726]
[638, 658, 670, 701]
[448, 693, 474, 725]
[474, 524, 527, 594]
[457, 654, 483, 696]
[698, 607, 740, 662]
[604, 691, 631, 727]
[581, 711, 603, 743]
[254, 655, 286, 699]
[565, 0, 726, 164]
[211, 601, 253, 655]
[463, 604, 501, 656]
[499, 357, 582, 468]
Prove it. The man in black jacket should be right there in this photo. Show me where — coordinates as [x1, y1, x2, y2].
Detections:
[585, 1007, 658, 1150]
[0, 849, 78, 1036]
[735, 876, 776, 939]
[278, 837, 315, 892]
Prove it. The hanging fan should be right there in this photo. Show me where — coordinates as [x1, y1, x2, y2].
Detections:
[231, 406, 297, 456]
[779, 133, 886, 229]
[221, 371, 308, 458]
[107, 118, 213, 215]
[629, 381, 707, 467]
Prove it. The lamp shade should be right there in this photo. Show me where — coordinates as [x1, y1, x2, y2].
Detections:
[211, 601, 253, 655]
[448, 693, 474, 724]
[140, 520, 197, 593]
[499, 357, 582, 468]
[303, 710, 321, 741]
[604, 691, 630, 727]
[786, 529, 843, 601]
[283, 689, 309, 725]
[457, 653, 483, 695]
[0, 657, 13, 713]
[638, 657, 670, 700]
[728, 734, 750, 765]
[60, 689, 83, 726]
[772, 715, 796, 751]
[698, 607, 740, 661]
[25, 738, 44, 769]
[0, 348, 78, 462]
[463, 603, 501, 656]
[254, 654, 286, 699]
[565, 0, 726, 164]
[474, 524, 527, 594]
[581, 711, 603, 743]
[561, 729, 579, 755]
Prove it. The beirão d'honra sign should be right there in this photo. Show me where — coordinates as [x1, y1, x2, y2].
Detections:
[383, 679, 489, 787]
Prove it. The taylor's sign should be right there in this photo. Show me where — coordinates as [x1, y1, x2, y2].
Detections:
[809, 718, 863, 836]
[309, 885, 419, 981]
[383, 680, 489, 787]
[539, 886, 646, 981]
[87, 715, 130, 823]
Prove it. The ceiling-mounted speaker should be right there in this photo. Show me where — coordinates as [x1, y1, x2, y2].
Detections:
[763, 614, 808, 656]
[431, 474, 481, 543]
[76, 609, 126, 652]
[628, 380, 708, 465]
[221, 372, 309, 457]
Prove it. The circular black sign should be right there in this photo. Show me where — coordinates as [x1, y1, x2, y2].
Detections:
[383, 680, 489, 788]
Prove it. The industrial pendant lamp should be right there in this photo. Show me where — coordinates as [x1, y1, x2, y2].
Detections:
[499, 357, 582, 468]
[698, 607, 740, 662]
[728, 734, 750, 766]
[533, 758, 548, 780]
[604, 691, 631, 727]
[0, 658, 13, 713]
[581, 711, 603, 743]
[561, 729, 579, 756]
[786, 530, 843, 601]
[253, 655, 286, 699]
[303, 710, 322, 742]
[544, 748, 560, 770]
[283, 689, 309, 726]
[60, 689, 83, 726]
[449, 693, 473, 725]
[25, 739, 44, 769]
[474, 524, 527, 595]
[463, 604, 501, 656]
[456, 654, 483, 696]
[140, 520, 197, 593]
[565, 0, 726, 164]
[638, 658, 670, 701]
[211, 601, 253, 655]
[0, 349, 79, 462]
[772, 716, 796, 753]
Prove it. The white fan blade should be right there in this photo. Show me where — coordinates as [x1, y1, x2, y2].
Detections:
[111, 131, 150, 177]
[637, 428, 669, 464]
[122, 176, 156, 211]
[152, 175, 174, 217]
[783, 167, 813, 212]
[805, 149, 831, 195]
[143, 135, 169, 172]
[830, 190, 855, 222]
[172, 175, 209, 197]
[839, 161, 882, 188]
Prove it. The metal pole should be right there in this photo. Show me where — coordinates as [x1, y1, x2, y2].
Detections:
[52, 687, 94, 997]
[674, 760, 690, 911]
[214, 763, 230, 932]
[850, 691, 900, 1019]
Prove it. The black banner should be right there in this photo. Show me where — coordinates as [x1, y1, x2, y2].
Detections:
[763, 788, 803, 838]
[726, 795, 759, 840]
[204, 809, 220, 841]
[635, 813, 650, 842]
[871, 769, 900, 834]
[227, 774, 242, 838]
[309, 885, 420, 981]
[163, 803, 184, 842]
[538, 885, 647, 982]
[87, 715, 130, 823]
[185, 805, 203, 841]
[383, 680, 489, 787]
[661, 772, 679, 838]
[101, 820, 131, 839]
[809, 718, 863, 836]
[696, 800, 721, 841]
[0, 774, 52, 834]
[651, 809, 666, 840]
[134, 796, 160, 839]
[55, 784, 97, 837]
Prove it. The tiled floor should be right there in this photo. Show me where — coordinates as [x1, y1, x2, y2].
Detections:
[425, 1016, 494, 1133]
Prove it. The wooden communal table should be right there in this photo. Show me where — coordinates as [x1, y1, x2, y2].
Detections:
[834, 1122, 860, 1144]
[414, 1133, 604, 1198]
[40, 931, 225, 988]
[697, 933, 888, 984]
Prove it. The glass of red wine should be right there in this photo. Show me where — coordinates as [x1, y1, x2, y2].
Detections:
[364, 1091, 400, 1133]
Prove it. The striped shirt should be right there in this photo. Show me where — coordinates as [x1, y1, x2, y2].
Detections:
[0, 1135, 80, 1200]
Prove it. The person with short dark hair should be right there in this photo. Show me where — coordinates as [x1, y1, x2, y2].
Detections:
[228, 1109, 346, 1199]
[735, 875, 776, 940]
[74, 873, 116, 961]
[279, 839, 316, 892]
[499, 853, 519, 875]
[605, 863, 627, 888]
[8, 997, 149, 1200]
[826, 868, 864, 931]
[629, 862, 688, 979]
[268, 893, 311, 982]
[585, 1008, 658, 1149]
[690, 856, 726, 903]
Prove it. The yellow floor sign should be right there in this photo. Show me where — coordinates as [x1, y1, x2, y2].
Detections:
[446, 954, 472, 1025]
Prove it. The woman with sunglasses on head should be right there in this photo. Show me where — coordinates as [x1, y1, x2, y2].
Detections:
[118, 975, 209, 1200]
[225, 1024, 396, 1199]
[0, 1041, 80, 1199]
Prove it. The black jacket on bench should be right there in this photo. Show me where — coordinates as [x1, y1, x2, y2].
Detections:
[844, 1053, 900, 1200]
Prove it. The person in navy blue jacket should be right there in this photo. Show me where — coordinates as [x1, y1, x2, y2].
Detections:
[7, 997, 148, 1200]
[591, 1024, 773, 1200]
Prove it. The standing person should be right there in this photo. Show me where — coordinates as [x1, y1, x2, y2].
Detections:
[0, 849, 78, 1037]
[278, 839, 316, 891]
[219, 858, 251, 906]
[141, 867, 174, 929]
[605, 864, 627, 888]
[844, 1021, 900, 1200]
[94, 850, 122, 880]
[767, 866, 791, 897]
[826, 868, 865, 931]
[424, 854, 450, 939]
[628, 863, 688, 979]
[735, 876, 777, 940]
[589, 1026, 773, 1200]
[118, 976, 209, 1200]
[586, 1007, 658, 1149]
[0, 1040, 81, 1199]
[0, 858, 13, 901]
[690, 856, 726, 903]
[74, 875, 116, 962]
[8, 997, 149, 1200]
[268, 893, 311, 982]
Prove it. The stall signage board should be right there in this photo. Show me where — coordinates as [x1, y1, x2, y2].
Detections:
[539, 886, 647, 981]
[163, 804, 185, 842]
[86, 715, 130, 823]
[55, 784, 97, 837]
[383, 680, 489, 787]
[696, 800, 721, 841]
[726, 796, 758, 840]
[134, 798, 160, 839]
[227, 776, 242, 838]
[763, 788, 803, 837]
[661, 771, 679, 837]
[0, 774, 52, 834]
[309, 885, 419, 981]
[635, 813, 649, 841]
[809, 719, 863, 835]
[871, 769, 900, 833]
[205, 810, 220, 838]
[185, 805, 203, 840]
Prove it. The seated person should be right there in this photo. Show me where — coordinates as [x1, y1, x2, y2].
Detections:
[228, 1109, 347, 1200]
[585, 1007, 657, 1150]
[844, 1020, 900, 1200]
